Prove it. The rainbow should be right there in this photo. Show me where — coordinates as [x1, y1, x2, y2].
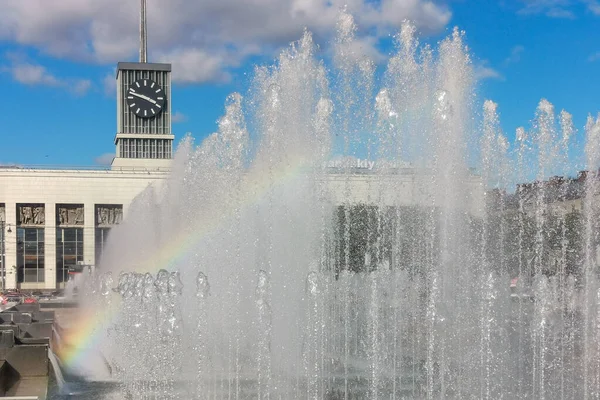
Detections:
[57, 154, 315, 373]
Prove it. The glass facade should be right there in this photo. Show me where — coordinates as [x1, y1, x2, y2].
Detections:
[16, 228, 45, 283]
[331, 205, 438, 277]
[95, 227, 111, 266]
[56, 227, 84, 283]
[3, 201, 122, 286]
[119, 138, 172, 159]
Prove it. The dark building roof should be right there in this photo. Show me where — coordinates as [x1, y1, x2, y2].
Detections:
[491, 170, 599, 211]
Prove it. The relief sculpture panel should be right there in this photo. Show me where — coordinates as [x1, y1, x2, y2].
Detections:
[57, 205, 84, 226]
[18, 204, 45, 226]
[96, 205, 123, 226]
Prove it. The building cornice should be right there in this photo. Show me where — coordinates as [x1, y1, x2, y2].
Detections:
[116, 62, 171, 76]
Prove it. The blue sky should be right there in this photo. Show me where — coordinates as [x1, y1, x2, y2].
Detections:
[0, 0, 598, 167]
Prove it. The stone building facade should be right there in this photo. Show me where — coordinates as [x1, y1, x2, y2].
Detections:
[0, 167, 169, 290]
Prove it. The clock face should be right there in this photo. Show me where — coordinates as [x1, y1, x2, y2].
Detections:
[126, 78, 166, 119]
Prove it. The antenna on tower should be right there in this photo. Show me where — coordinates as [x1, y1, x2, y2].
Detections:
[140, 0, 148, 63]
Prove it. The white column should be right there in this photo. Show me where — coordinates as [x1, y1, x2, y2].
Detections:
[4, 203, 17, 289]
[44, 203, 57, 290]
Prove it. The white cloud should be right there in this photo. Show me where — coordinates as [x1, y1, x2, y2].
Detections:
[504, 45, 525, 65]
[589, 52, 600, 61]
[474, 61, 503, 81]
[71, 79, 92, 96]
[172, 111, 188, 123]
[1, 53, 91, 94]
[584, 0, 600, 14]
[11, 62, 60, 85]
[156, 48, 232, 84]
[0, 0, 452, 84]
[546, 7, 576, 17]
[518, 0, 573, 17]
[518, 0, 600, 17]
[2, 53, 60, 86]
[102, 71, 116, 97]
[94, 152, 114, 166]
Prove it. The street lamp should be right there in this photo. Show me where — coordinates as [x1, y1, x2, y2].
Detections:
[1, 221, 5, 291]
[0, 222, 13, 291]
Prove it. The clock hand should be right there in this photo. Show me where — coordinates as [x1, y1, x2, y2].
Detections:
[130, 91, 157, 105]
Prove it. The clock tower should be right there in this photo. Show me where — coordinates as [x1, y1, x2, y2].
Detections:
[111, 0, 174, 170]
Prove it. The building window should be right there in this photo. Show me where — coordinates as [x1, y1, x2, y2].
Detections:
[135, 139, 142, 158]
[158, 140, 164, 159]
[95, 204, 122, 268]
[333, 205, 395, 275]
[119, 138, 171, 159]
[166, 141, 172, 159]
[56, 228, 83, 283]
[151, 139, 157, 158]
[95, 228, 111, 266]
[16, 228, 44, 283]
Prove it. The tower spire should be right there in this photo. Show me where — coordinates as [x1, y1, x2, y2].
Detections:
[140, 0, 148, 63]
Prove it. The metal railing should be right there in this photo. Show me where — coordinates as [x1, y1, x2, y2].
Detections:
[0, 164, 171, 173]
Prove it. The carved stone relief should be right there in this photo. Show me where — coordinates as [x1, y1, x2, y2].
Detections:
[96, 205, 123, 226]
[18, 205, 45, 226]
[57, 205, 84, 226]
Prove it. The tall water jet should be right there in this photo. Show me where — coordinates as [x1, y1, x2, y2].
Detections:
[153, 269, 181, 399]
[303, 270, 323, 399]
[583, 114, 600, 399]
[255, 270, 272, 399]
[195, 271, 210, 399]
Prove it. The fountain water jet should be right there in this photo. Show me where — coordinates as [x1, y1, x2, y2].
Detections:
[63, 11, 600, 400]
